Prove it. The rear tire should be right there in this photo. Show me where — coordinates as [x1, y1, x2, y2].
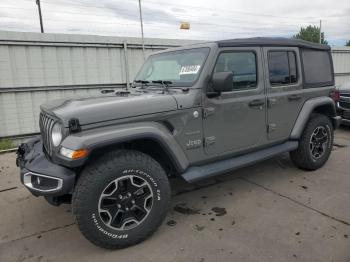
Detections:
[72, 149, 171, 249]
[290, 113, 333, 170]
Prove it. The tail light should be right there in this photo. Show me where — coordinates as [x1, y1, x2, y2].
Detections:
[330, 89, 340, 102]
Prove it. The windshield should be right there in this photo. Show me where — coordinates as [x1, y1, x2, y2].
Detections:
[135, 47, 210, 87]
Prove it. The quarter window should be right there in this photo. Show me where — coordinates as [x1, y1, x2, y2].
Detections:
[214, 52, 257, 90]
[268, 51, 298, 85]
[301, 49, 333, 87]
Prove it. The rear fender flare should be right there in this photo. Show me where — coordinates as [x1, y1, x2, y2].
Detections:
[290, 97, 337, 140]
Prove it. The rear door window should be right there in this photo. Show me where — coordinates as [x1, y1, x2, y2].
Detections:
[268, 51, 298, 85]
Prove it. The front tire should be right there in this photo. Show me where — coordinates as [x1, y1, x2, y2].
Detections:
[290, 113, 333, 170]
[72, 149, 171, 249]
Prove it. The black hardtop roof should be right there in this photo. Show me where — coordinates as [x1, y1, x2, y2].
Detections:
[216, 37, 330, 50]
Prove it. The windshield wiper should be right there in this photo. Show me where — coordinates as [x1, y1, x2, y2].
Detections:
[152, 80, 172, 85]
[133, 79, 173, 91]
[151, 80, 173, 91]
[133, 80, 150, 88]
[134, 80, 150, 84]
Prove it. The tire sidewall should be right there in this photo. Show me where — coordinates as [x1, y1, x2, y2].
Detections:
[306, 116, 333, 166]
[74, 152, 170, 246]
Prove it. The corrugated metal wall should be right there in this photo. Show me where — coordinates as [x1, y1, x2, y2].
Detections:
[0, 31, 196, 138]
[332, 47, 350, 86]
[0, 30, 349, 138]
[0, 88, 102, 138]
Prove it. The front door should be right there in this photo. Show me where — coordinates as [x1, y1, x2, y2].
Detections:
[203, 47, 267, 156]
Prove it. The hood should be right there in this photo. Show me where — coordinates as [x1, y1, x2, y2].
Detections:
[41, 92, 178, 127]
[339, 81, 350, 93]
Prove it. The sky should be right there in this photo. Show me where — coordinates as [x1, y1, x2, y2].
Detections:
[0, 0, 349, 45]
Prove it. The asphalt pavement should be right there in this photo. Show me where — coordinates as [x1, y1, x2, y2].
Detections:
[0, 128, 350, 262]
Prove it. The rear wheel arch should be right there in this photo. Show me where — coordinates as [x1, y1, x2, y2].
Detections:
[312, 103, 337, 126]
[290, 97, 337, 140]
[290, 113, 333, 170]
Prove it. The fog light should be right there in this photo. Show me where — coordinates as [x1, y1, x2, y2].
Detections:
[31, 175, 57, 189]
[60, 147, 88, 159]
[23, 172, 63, 192]
[37, 176, 41, 185]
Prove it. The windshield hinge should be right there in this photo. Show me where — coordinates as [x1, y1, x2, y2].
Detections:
[203, 107, 215, 118]
[267, 123, 277, 133]
[204, 136, 216, 147]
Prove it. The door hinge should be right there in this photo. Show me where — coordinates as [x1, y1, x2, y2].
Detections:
[268, 98, 277, 108]
[267, 123, 277, 133]
[204, 136, 216, 147]
[203, 107, 215, 118]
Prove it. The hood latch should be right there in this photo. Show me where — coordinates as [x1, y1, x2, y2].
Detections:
[68, 118, 81, 133]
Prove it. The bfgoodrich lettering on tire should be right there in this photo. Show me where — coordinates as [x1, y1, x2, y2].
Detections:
[290, 113, 333, 170]
[72, 149, 171, 249]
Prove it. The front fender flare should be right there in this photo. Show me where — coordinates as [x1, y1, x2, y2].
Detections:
[59, 122, 189, 172]
[290, 97, 338, 140]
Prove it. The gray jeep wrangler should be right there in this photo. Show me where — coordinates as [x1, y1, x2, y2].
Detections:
[17, 37, 341, 249]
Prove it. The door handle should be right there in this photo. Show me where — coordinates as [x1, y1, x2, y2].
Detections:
[288, 94, 301, 101]
[249, 99, 265, 107]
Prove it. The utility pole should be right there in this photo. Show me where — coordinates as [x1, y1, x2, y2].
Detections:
[36, 0, 44, 33]
[138, 0, 145, 59]
[319, 19, 322, 44]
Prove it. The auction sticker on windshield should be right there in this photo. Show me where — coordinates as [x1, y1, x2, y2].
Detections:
[179, 65, 201, 75]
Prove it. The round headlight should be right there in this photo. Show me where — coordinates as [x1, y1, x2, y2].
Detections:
[51, 123, 62, 147]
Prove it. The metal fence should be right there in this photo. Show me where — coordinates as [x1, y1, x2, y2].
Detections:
[332, 47, 350, 86]
[0, 31, 196, 138]
[0, 30, 349, 138]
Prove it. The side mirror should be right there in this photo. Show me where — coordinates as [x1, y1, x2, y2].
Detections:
[211, 71, 233, 93]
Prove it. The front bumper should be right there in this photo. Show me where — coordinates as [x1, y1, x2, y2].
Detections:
[16, 136, 76, 197]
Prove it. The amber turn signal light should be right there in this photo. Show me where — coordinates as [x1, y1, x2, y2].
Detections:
[72, 149, 89, 159]
[60, 147, 89, 159]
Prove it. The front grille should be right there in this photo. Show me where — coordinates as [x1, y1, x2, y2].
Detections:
[39, 112, 56, 155]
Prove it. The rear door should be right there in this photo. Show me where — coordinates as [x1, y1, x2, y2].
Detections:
[263, 47, 305, 142]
